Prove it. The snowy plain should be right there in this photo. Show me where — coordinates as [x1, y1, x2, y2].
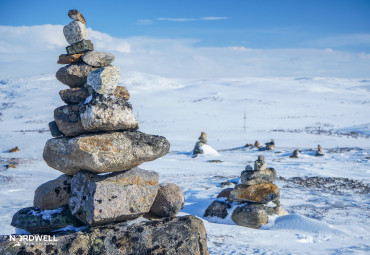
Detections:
[0, 72, 369, 254]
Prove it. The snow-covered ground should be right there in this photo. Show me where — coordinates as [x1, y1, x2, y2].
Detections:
[0, 72, 369, 254]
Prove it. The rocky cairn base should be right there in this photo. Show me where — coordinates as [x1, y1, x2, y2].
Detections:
[3, 10, 209, 255]
[204, 155, 288, 229]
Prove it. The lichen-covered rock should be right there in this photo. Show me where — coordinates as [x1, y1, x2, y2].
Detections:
[80, 93, 139, 133]
[113, 86, 130, 101]
[59, 87, 89, 104]
[11, 206, 84, 234]
[203, 201, 231, 219]
[1, 215, 209, 255]
[150, 183, 184, 217]
[240, 167, 277, 185]
[82, 51, 115, 67]
[85, 66, 121, 95]
[230, 183, 280, 203]
[56, 63, 97, 88]
[66, 39, 94, 55]
[69, 169, 159, 225]
[54, 104, 85, 137]
[231, 203, 268, 229]
[48, 121, 64, 137]
[43, 131, 170, 175]
[58, 53, 84, 64]
[34, 175, 72, 210]
[63, 21, 87, 45]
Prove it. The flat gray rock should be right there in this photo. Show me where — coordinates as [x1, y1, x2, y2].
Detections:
[56, 63, 97, 88]
[240, 167, 277, 185]
[82, 51, 115, 67]
[85, 65, 121, 95]
[150, 183, 185, 217]
[2, 215, 209, 255]
[43, 131, 170, 175]
[69, 169, 159, 225]
[34, 175, 72, 210]
[11, 205, 84, 234]
[63, 21, 87, 45]
[66, 39, 94, 55]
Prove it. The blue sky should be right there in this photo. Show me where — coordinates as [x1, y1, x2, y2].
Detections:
[1, 0, 369, 51]
[0, 0, 369, 78]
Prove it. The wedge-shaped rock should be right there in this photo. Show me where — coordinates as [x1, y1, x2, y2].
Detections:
[56, 63, 97, 88]
[82, 51, 115, 67]
[2, 215, 209, 255]
[34, 174, 72, 210]
[230, 183, 280, 203]
[63, 21, 87, 45]
[11, 205, 84, 234]
[80, 93, 138, 133]
[69, 169, 159, 225]
[59, 87, 89, 104]
[240, 168, 277, 185]
[85, 66, 120, 95]
[231, 203, 268, 229]
[54, 104, 85, 137]
[43, 131, 170, 175]
[49, 121, 64, 137]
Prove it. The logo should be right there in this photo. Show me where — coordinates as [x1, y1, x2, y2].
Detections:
[8, 235, 58, 247]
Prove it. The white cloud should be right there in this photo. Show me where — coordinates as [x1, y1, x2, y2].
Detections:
[0, 25, 369, 79]
[156, 17, 228, 22]
[202, 17, 228, 21]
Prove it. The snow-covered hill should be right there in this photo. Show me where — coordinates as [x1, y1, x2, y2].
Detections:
[0, 73, 369, 254]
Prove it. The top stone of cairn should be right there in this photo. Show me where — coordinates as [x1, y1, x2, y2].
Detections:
[63, 10, 88, 45]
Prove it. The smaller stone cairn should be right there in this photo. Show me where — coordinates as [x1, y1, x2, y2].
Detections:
[192, 131, 208, 157]
[290, 149, 300, 158]
[4, 10, 209, 255]
[315, 144, 325, 156]
[204, 155, 287, 229]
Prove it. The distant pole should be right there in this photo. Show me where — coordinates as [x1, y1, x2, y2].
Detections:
[243, 112, 246, 132]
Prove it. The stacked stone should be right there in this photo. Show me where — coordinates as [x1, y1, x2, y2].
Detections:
[204, 155, 287, 229]
[5, 10, 210, 255]
[192, 131, 208, 157]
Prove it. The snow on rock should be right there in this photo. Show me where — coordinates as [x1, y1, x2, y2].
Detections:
[200, 144, 220, 157]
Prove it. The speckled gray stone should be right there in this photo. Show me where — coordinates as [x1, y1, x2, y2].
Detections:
[231, 203, 268, 229]
[43, 131, 170, 175]
[69, 169, 159, 225]
[240, 168, 277, 185]
[82, 51, 115, 67]
[63, 21, 87, 45]
[85, 66, 120, 95]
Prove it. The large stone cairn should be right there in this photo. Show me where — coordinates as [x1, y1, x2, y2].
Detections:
[4, 10, 209, 255]
[204, 155, 288, 229]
